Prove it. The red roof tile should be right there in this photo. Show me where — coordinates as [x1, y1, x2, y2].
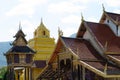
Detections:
[85, 21, 120, 53]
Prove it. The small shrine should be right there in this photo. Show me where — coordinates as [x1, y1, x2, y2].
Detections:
[4, 26, 35, 80]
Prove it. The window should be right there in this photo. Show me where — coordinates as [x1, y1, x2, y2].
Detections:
[34, 31, 37, 37]
[43, 31, 46, 35]
[107, 20, 109, 23]
[19, 55, 26, 63]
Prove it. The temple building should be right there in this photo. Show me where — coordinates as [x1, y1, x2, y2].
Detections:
[28, 20, 55, 80]
[4, 26, 35, 80]
[37, 9, 120, 80]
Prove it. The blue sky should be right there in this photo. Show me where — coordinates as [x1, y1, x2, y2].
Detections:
[0, 0, 120, 42]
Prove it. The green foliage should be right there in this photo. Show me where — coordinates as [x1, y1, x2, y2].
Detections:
[0, 67, 7, 79]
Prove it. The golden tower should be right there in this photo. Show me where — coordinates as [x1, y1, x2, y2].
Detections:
[28, 19, 55, 80]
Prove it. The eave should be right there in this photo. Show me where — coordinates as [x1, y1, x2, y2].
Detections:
[79, 60, 120, 78]
[107, 55, 120, 65]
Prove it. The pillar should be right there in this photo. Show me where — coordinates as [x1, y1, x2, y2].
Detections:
[82, 67, 85, 80]
[29, 67, 32, 80]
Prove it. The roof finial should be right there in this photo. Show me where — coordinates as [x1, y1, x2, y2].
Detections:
[58, 27, 63, 37]
[41, 17, 43, 24]
[102, 4, 105, 12]
[19, 21, 22, 30]
[81, 13, 84, 21]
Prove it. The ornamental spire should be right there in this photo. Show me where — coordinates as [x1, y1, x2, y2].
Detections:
[40, 17, 43, 24]
[19, 21, 22, 30]
[81, 13, 84, 21]
[102, 4, 105, 12]
[58, 27, 63, 37]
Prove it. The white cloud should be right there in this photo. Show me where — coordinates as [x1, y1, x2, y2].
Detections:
[113, 9, 120, 13]
[104, 0, 120, 7]
[20, 20, 37, 39]
[71, 0, 94, 4]
[63, 27, 77, 37]
[61, 15, 81, 24]
[48, 1, 86, 14]
[6, 0, 47, 17]
[87, 17, 98, 22]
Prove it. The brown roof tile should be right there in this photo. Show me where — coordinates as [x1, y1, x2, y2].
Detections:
[62, 37, 103, 60]
[85, 21, 120, 53]
[61, 37, 120, 74]
[106, 12, 120, 22]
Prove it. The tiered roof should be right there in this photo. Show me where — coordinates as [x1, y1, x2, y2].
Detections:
[37, 10, 120, 79]
[61, 37, 120, 75]
[5, 28, 35, 55]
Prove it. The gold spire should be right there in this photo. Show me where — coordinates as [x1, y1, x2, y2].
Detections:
[58, 27, 63, 37]
[41, 18, 43, 23]
[40, 17, 43, 25]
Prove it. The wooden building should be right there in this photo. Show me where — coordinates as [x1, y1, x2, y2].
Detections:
[4, 26, 35, 80]
[37, 9, 120, 80]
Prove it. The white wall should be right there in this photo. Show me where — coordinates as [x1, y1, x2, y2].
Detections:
[83, 30, 104, 54]
[104, 18, 117, 35]
[118, 26, 120, 36]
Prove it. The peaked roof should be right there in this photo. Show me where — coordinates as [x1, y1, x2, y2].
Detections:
[5, 26, 35, 55]
[100, 11, 120, 25]
[36, 20, 49, 32]
[107, 12, 120, 21]
[49, 37, 120, 76]
[12, 27, 28, 46]
[77, 21, 120, 53]
[14, 29, 25, 38]
[61, 37, 104, 60]
[5, 46, 35, 55]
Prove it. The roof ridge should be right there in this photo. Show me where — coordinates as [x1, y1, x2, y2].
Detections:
[106, 11, 120, 15]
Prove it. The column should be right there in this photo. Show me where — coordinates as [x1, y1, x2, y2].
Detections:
[29, 67, 32, 80]
[24, 68, 26, 80]
[82, 67, 85, 80]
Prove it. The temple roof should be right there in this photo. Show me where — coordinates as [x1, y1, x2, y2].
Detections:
[61, 37, 120, 75]
[14, 29, 25, 38]
[85, 21, 120, 53]
[61, 37, 104, 60]
[100, 11, 120, 24]
[37, 19, 49, 32]
[6, 46, 35, 54]
[106, 12, 120, 22]
[48, 37, 120, 76]
[12, 28, 27, 46]
[77, 21, 120, 53]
